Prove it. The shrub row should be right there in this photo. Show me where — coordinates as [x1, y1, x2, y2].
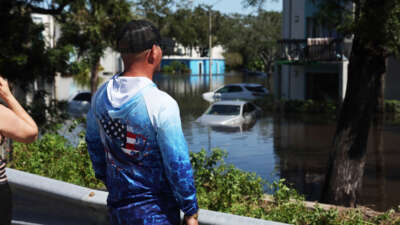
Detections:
[10, 132, 400, 224]
[255, 98, 400, 115]
[161, 61, 191, 74]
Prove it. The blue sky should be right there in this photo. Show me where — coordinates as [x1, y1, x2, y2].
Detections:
[194, 0, 282, 14]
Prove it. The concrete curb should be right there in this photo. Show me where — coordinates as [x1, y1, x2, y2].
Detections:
[7, 168, 289, 225]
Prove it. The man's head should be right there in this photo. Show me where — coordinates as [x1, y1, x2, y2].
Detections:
[117, 20, 163, 76]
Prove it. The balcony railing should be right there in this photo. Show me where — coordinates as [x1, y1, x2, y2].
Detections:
[277, 38, 351, 63]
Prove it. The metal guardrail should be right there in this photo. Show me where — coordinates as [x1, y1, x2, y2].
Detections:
[7, 168, 289, 225]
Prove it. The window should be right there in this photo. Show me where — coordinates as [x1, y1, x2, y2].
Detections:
[207, 105, 241, 116]
[216, 85, 243, 94]
[216, 86, 229, 93]
[228, 85, 243, 92]
[245, 85, 265, 93]
[73, 92, 92, 102]
[243, 103, 256, 114]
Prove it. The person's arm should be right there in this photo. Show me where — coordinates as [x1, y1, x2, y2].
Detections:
[0, 77, 38, 143]
[156, 100, 199, 224]
[85, 108, 107, 183]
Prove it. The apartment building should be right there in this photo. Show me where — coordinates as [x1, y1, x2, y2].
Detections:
[275, 0, 400, 101]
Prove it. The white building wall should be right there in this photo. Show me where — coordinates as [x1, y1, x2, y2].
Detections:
[290, 67, 306, 100]
[31, 13, 58, 48]
[281, 65, 290, 99]
[165, 45, 225, 60]
[283, 0, 306, 39]
[100, 48, 122, 76]
[282, 0, 290, 39]
[291, 0, 305, 39]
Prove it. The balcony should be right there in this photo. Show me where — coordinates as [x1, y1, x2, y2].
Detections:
[277, 38, 351, 63]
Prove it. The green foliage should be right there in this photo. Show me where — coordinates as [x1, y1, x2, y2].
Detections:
[161, 61, 191, 74]
[57, 0, 133, 92]
[217, 10, 282, 73]
[190, 148, 400, 224]
[11, 131, 104, 190]
[0, 1, 70, 85]
[255, 98, 400, 116]
[224, 52, 244, 70]
[11, 133, 400, 224]
[385, 100, 400, 113]
[282, 99, 337, 114]
[165, 5, 224, 56]
[24, 91, 70, 133]
[190, 148, 265, 215]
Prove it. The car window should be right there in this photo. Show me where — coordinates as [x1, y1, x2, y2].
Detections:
[216, 87, 229, 93]
[243, 103, 256, 114]
[207, 105, 241, 116]
[244, 85, 265, 93]
[73, 92, 91, 102]
[228, 85, 243, 93]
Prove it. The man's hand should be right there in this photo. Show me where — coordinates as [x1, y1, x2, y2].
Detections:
[184, 213, 199, 225]
[0, 76, 13, 102]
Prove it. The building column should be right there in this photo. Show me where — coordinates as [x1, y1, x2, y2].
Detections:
[338, 61, 349, 100]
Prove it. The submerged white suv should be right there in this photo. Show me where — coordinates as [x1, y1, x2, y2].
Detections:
[202, 83, 268, 103]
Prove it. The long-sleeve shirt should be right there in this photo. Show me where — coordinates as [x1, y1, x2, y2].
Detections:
[86, 75, 198, 225]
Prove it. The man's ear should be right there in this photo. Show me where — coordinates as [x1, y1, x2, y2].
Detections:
[148, 45, 161, 64]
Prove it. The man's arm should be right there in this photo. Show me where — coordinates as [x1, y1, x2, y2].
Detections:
[156, 100, 199, 218]
[85, 108, 107, 183]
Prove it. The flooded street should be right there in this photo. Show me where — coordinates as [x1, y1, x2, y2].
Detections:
[153, 72, 400, 211]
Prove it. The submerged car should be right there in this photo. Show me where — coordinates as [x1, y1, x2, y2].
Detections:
[67, 91, 92, 117]
[196, 100, 261, 127]
[202, 83, 268, 103]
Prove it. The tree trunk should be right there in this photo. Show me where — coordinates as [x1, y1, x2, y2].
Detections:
[90, 59, 100, 94]
[372, 114, 385, 210]
[321, 36, 387, 207]
[320, 0, 392, 207]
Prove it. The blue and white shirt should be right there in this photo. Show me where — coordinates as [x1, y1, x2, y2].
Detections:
[86, 74, 199, 225]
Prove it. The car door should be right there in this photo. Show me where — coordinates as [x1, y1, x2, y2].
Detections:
[242, 103, 257, 123]
[214, 86, 230, 100]
[220, 85, 244, 100]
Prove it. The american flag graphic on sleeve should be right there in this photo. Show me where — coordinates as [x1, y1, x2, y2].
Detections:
[100, 116, 147, 158]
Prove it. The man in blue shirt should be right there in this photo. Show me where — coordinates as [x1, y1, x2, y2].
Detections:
[86, 20, 199, 225]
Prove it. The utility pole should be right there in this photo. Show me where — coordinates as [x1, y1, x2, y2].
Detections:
[207, 0, 222, 91]
[209, 9, 212, 83]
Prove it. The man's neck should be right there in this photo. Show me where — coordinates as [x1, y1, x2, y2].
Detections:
[122, 69, 153, 80]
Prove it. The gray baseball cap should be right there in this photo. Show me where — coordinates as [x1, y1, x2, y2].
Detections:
[117, 20, 161, 54]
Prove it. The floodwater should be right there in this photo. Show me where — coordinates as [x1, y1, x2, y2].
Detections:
[151, 72, 400, 212]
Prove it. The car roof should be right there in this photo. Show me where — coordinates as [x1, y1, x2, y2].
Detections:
[212, 100, 248, 106]
[225, 83, 263, 87]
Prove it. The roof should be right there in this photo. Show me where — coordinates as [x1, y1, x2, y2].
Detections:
[225, 83, 264, 87]
[212, 100, 247, 106]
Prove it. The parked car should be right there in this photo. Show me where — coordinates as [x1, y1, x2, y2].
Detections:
[67, 91, 92, 117]
[196, 100, 261, 128]
[202, 83, 268, 103]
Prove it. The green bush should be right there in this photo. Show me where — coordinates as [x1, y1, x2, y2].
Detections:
[11, 132, 104, 190]
[161, 61, 191, 74]
[190, 148, 265, 216]
[256, 98, 400, 116]
[191, 148, 400, 224]
[11, 134, 400, 224]
[385, 100, 400, 113]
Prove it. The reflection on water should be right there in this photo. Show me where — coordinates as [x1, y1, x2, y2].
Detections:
[152, 73, 400, 211]
[273, 115, 400, 211]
